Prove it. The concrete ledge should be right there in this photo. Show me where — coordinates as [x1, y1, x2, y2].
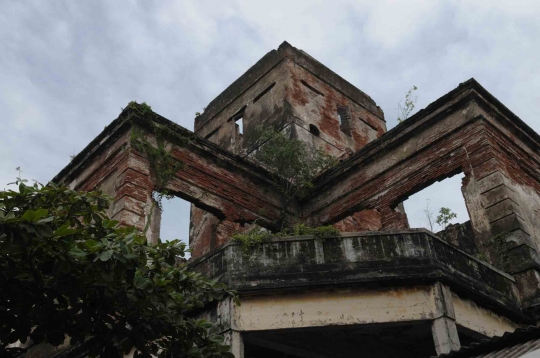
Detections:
[189, 230, 528, 323]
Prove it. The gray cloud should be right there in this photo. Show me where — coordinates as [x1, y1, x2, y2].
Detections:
[1, 0, 539, 239]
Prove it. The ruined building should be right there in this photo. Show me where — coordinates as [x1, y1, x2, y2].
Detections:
[54, 42, 540, 357]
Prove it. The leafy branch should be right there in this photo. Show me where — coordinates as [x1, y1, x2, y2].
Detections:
[397, 86, 418, 123]
[232, 224, 339, 251]
[423, 201, 457, 231]
[436, 207, 457, 230]
[0, 179, 235, 357]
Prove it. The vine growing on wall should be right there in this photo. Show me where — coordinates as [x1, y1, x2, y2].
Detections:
[127, 101, 190, 207]
[125, 101, 196, 237]
[131, 126, 183, 203]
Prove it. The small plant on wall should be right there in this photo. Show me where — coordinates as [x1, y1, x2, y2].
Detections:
[126, 101, 190, 206]
[397, 86, 418, 123]
[232, 224, 339, 251]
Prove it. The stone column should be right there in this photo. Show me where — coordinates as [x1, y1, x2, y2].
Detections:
[431, 282, 460, 355]
[224, 330, 244, 358]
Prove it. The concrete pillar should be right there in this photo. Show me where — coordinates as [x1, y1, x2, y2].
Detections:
[432, 316, 460, 355]
[224, 330, 244, 358]
[432, 282, 460, 355]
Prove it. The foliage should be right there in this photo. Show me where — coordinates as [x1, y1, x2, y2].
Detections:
[128, 102, 187, 206]
[131, 126, 183, 205]
[276, 224, 339, 238]
[126, 101, 154, 117]
[423, 201, 458, 232]
[232, 224, 339, 251]
[254, 126, 337, 201]
[475, 252, 488, 262]
[397, 86, 418, 123]
[253, 126, 337, 229]
[231, 228, 271, 251]
[474, 232, 508, 269]
[0, 179, 235, 358]
[436, 207, 457, 230]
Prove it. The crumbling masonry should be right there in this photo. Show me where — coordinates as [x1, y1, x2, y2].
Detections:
[54, 42, 540, 357]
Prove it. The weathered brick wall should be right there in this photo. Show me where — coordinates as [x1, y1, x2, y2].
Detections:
[195, 60, 292, 153]
[307, 103, 484, 231]
[286, 58, 386, 157]
[56, 113, 287, 258]
[303, 84, 540, 306]
[54, 54, 540, 313]
[475, 119, 540, 306]
[195, 50, 386, 161]
[64, 128, 153, 232]
[190, 44, 389, 255]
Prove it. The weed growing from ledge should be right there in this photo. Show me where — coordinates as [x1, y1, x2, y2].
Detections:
[126, 101, 154, 117]
[474, 232, 509, 270]
[397, 86, 418, 123]
[231, 228, 271, 251]
[476, 252, 488, 262]
[276, 224, 339, 238]
[232, 224, 339, 251]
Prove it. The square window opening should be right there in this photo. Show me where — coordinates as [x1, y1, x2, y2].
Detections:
[337, 105, 352, 136]
[228, 106, 246, 139]
[236, 117, 243, 135]
[154, 192, 192, 259]
[402, 173, 470, 234]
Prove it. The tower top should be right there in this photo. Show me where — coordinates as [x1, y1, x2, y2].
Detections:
[194, 42, 386, 159]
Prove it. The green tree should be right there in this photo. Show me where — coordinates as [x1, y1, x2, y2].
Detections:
[0, 178, 235, 357]
[436, 207, 457, 230]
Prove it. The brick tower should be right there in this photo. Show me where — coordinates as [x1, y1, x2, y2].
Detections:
[189, 42, 392, 257]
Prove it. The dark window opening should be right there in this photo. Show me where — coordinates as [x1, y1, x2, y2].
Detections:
[228, 106, 246, 138]
[337, 105, 352, 136]
[301, 80, 324, 96]
[253, 82, 276, 103]
[309, 124, 320, 136]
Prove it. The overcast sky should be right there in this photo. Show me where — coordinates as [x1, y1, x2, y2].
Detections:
[2, 1, 539, 241]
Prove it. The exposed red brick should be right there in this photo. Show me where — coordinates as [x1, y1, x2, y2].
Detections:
[333, 209, 382, 232]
